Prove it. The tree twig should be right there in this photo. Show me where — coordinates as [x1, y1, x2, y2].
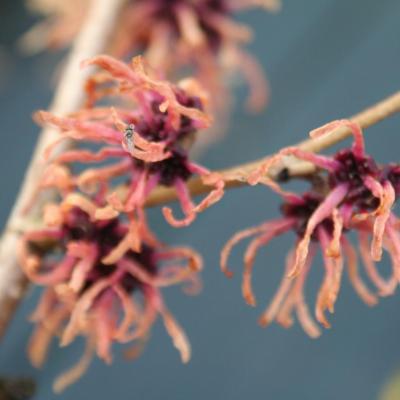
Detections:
[145, 90, 400, 207]
[0, 0, 126, 339]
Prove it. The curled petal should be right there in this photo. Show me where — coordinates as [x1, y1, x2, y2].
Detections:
[102, 219, 141, 264]
[242, 219, 294, 306]
[24, 255, 76, 286]
[371, 181, 395, 261]
[178, 78, 209, 111]
[120, 257, 198, 290]
[258, 249, 295, 327]
[124, 170, 155, 212]
[291, 184, 348, 277]
[61, 272, 123, 347]
[191, 170, 225, 214]
[359, 231, 396, 296]
[162, 179, 196, 227]
[314, 234, 335, 329]
[159, 266, 203, 295]
[94, 291, 117, 364]
[130, 56, 211, 129]
[309, 119, 365, 158]
[175, 3, 206, 47]
[62, 193, 98, 221]
[19, 230, 64, 284]
[320, 228, 344, 313]
[385, 223, 400, 283]
[77, 160, 132, 192]
[43, 203, 64, 227]
[342, 236, 378, 306]
[275, 288, 296, 329]
[326, 209, 343, 258]
[39, 164, 74, 194]
[206, 12, 252, 43]
[163, 167, 225, 228]
[28, 306, 69, 368]
[84, 55, 210, 130]
[82, 54, 141, 83]
[36, 110, 122, 144]
[221, 221, 273, 278]
[70, 107, 139, 122]
[120, 292, 158, 343]
[314, 281, 331, 329]
[95, 205, 119, 220]
[54, 147, 127, 164]
[293, 251, 321, 338]
[159, 305, 191, 364]
[112, 284, 139, 341]
[30, 288, 58, 323]
[156, 246, 203, 272]
[67, 243, 98, 292]
[230, 48, 268, 112]
[123, 337, 149, 361]
[53, 339, 94, 394]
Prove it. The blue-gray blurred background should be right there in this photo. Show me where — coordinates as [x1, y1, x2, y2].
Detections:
[1, 0, 400, 399]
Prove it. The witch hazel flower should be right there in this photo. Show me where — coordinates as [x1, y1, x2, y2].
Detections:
[111, 0, 280, 112]
[35, 55, 225, 228]
[19, 194, 202, 392]
[21, 0, 279, 113]
[222, 190, 380, 337]
[249, 120, 400, 279]
[221, 119, 400, 336]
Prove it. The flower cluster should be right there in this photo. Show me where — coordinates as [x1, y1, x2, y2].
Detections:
[36, 55, 225, 229]
[111, 0, 279, 112]
[222, 120, 400, 337]
[19, 193, 202, 392]
[19, 55, 227, 391]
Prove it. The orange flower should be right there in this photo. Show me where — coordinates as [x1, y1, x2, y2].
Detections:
[19, 195, 202, 392]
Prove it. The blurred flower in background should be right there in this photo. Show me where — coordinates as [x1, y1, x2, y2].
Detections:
[19, 193, 202, 392]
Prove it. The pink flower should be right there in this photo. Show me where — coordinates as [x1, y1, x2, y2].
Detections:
[36, 55, 225, 228]
[250, 120, 399, 277]
[19, 194, 202, 392]
[22, 0, 279, 112]
[112, 0, 279, 112]
[19, 0, 90, 54]
[222, 120, 400, 337]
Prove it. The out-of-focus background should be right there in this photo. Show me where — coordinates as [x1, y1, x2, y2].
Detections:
[1, 0, 400, 399]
